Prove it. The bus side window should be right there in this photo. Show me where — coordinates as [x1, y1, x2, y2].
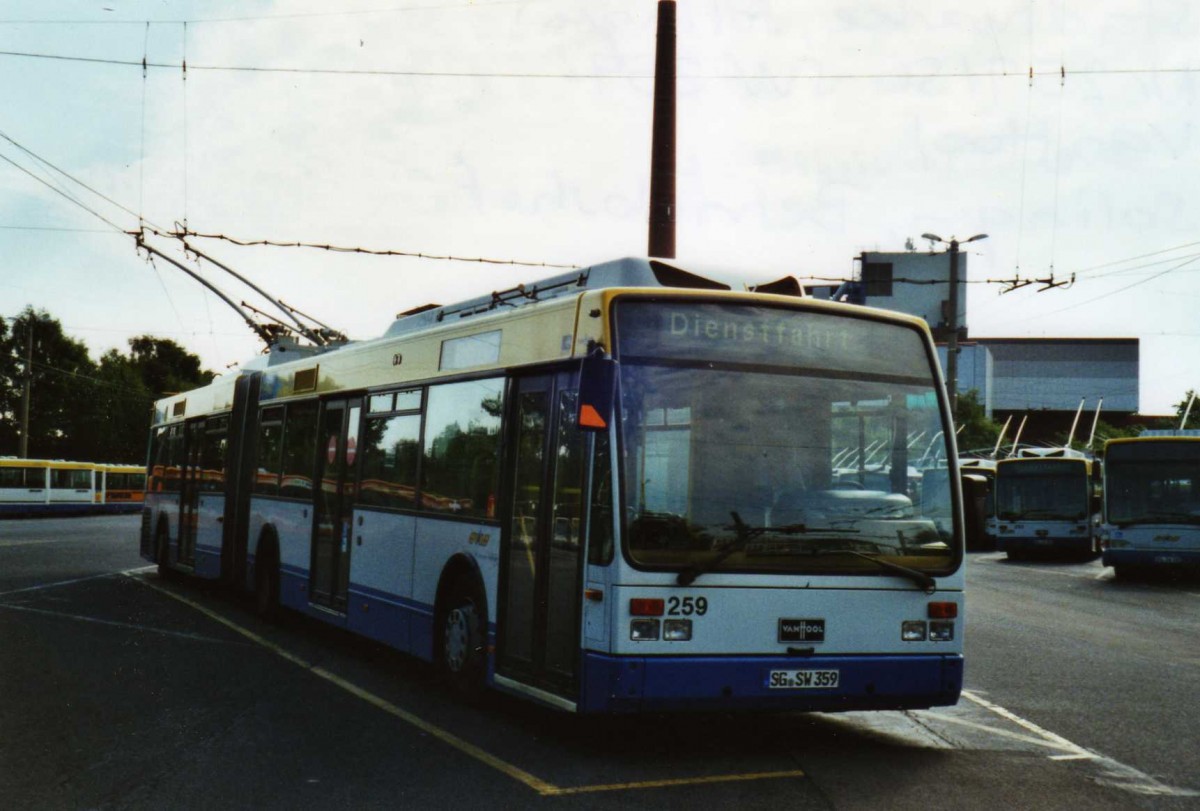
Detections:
[0, 466, 24, 488]
[163, 425, 183, 493]
[359, 413, 421, 510]
[255, 407, 284, 496]
[202, 418, 229, 493]
[280, 401, 319, 499]
[421, 378, 504, 518]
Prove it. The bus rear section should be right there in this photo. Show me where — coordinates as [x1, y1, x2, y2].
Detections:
[991, 454, 1097, 559]
[547, 294, 965, 713]
[1101, 435, 1200, 576]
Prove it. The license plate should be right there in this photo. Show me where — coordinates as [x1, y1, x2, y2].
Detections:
[767, 669, 840, 689]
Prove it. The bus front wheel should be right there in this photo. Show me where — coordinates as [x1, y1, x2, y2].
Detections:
[439, 579, 485, 697]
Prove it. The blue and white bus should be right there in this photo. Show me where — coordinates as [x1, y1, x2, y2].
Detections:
[142, 257, 965, 713]
[1101, 431, 1200, 577]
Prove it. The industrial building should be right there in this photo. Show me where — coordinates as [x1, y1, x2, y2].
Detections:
[807, 247, 1141, 445]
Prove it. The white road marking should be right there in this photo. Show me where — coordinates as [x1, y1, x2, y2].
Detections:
[0, 538, 73, 548]
[0, 602, 247, 644]
[0, 570, 142, 597]
[915, 711, 1085, 753]
[961, 690, 1199, 797]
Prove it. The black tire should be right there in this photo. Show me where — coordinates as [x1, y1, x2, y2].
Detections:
[1112, 564, 1138, 582]
[438, 578, 486, 698]
[254, 545, 280, 621]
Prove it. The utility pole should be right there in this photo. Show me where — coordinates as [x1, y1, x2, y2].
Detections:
[18, 321, 32, 458]
[647, 0, 676, 258]
[946, 239, 961, 415]
[921, 232, 988, 415]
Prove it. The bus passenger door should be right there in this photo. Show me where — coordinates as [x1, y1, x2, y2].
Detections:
[311, 398, 361, 613]
[497, 373, 585, 699]
[178, 419, 204, 567]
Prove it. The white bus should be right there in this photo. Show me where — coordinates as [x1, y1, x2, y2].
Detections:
[0, 458, 96, 516]
[141, 257, 965, 713]
[1101, 431, 1200, 577]
[991, 449, 1098, 559]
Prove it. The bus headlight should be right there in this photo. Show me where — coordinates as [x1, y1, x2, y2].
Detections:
[630, 619, 660, 641]
[929, 621, 954, 642]
[663, 619, 692, 641]
[901, 620, 927, 641]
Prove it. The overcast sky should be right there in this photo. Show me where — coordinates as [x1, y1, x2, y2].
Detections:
[1, 0, 1198, 413]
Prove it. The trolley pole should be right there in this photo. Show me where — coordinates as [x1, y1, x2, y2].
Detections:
[18, 322, 32, 458]
[647, 0, 676, 258]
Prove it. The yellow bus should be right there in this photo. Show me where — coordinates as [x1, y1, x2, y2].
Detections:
[95, 463, 148, 513]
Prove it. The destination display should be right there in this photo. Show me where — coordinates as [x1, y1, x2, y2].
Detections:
[614, 301, 931, 379]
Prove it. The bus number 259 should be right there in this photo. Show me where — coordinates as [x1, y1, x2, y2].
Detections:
[667, 596, 708, 616]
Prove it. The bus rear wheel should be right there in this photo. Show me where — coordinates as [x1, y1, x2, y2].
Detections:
[439, 580, 485, 698]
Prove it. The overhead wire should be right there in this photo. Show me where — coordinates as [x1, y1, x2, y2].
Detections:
[8, 48, 1200, 81]
[30, 358, 158, 403]
[173, 228, 580, 269]
[999, 253, 1200, 326]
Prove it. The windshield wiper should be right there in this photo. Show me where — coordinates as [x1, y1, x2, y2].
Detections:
[806, 550, 937, 593]
[676, 513, 858, 585]
[677, 512, 760, 586]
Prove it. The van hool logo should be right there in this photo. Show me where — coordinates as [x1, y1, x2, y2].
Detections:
[779, 618, 825, 643]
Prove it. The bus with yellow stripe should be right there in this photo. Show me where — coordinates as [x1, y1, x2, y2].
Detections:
[1101, 431, 1200, 577]
[141, 257, 966, 713]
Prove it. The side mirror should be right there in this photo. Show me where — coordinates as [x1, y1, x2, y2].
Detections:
[577, 351, 618, 432]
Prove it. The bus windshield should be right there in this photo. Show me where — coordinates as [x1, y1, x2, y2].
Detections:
[614, 300, 957, 577]
[995, 460, 1090, 521]
[1107, 441, 1200, 526]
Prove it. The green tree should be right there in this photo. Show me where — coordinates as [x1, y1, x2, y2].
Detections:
[953, 389, 1003, 457]
[0, 311, 215, 463]
[0, 308, 98, 459]
[128, 335, 214, 398]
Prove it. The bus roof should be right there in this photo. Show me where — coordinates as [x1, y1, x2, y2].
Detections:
[151, 256, 939, 423]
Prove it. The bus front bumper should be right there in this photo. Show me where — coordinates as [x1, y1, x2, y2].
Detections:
[1102, 548, 1200, 568]
[578, 652, 963, 714]
[998, 535, 1094, 554]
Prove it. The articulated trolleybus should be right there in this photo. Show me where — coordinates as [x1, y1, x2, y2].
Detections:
[1100, 430, 1200, 577]
[142, 258, 965, 713]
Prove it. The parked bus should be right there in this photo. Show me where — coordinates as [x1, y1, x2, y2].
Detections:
[96, 463, 147, 512]
[1100, 431, 1200, 577]
[990, 448, 1098, 559]
[0, 458, 98, 516]
[141, 257, 965, 713]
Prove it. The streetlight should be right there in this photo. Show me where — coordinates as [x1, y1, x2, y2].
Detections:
[921, 233, 988, 415]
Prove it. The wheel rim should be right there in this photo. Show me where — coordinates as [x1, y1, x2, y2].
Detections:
[444, 605, 474, 673]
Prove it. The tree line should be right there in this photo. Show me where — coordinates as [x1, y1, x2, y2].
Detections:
[0, 308, 214, 464]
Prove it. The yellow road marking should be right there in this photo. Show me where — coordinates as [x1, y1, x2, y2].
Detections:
[126, 572, 804, 797]
[543, 770, 807, 796]
[125, 573, 557, 794]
